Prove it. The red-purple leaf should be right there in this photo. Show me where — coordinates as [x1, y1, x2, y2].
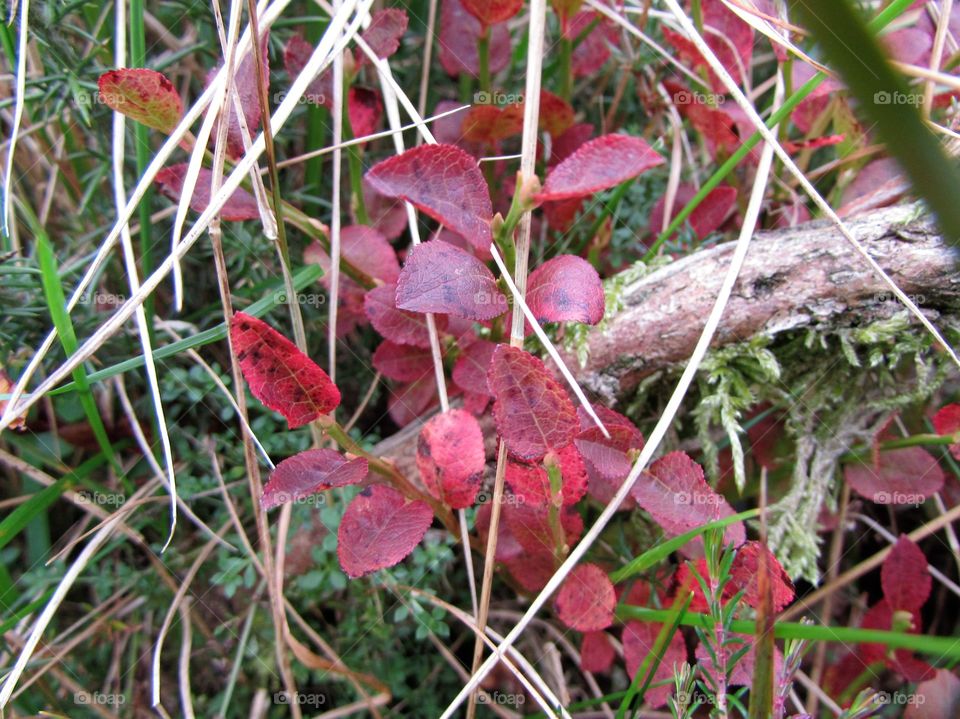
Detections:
[580, 631, 616, 674]
[209, 34, 269, 159]
[262, 449, 368, 509]
[452, 339, 499, 396]
[439, 0, 512, 77]
[881, 535, 931, 613]
[662, 0, 754, 92]
[388, 375, 441, 427]
[535, 134, 664, 202]
[630, 451, 745, 548]
[396, 239, 507, 320]
[230, 313, 340, 427]
[362, 177, 408, 240]
[337, 485, 433, 578]
[462, 0, 523, 25]
[555, 563, 616, 632]
[539, 89, 576, 137]
[567, 11, 617, 77]
[575, 404, 644, 481]
[356, 8, 409, 66]
[348, 86, 383, 138]
[284, 34, 333, 106]
[844, 447, 944, 504]
[372, 341, 435, 382]
[554, 443, 589, 505]
[305, 224, 400, 286]
[155, 165, 261, 221]
[729, 541, 795, 612]
[505, 499, 583, 554]
[416, 409, 485, 508]
[859, 599, 934, 682]
[932, 403, 960, 461]
[505, 547, 558, 592]
[551, 122, 593, 165]
[97, 69, 183, 133]
[504, 448, 585, 507]
[364, 284, 447, 347]
[475, 501, 524, 562]
[365, 144, 494, 252]
[488, 345, 579, 460]
[526, 254, 604, 325]
[906, 670, 960, 719]
[648, 184, 737, 241]
[461, 103, 525, 144]
[622, 620, 687, 708]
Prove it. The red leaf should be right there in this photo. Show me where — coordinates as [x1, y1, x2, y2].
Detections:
[906, 670, 960, 719]
[372, 341, 435, 382]
[539, 90, 575, 137]
[696, 635, 783, 688]
[362, 177, 408, 240]
[504, 499, 583, 554]
[505, 547, 558, 592]
[209, 34, 269, 159]
[567, 11, 617, 77]
[526, 254, 605, 325]
[729, 541, 795, 612]
[541, 196, 584, 232]
[452, 339, 498, 396]
[674, 559, 711, 612]
[648, 184, 737, 241]
[388, 375, 441, 427]
[305, 224, 400, 286]
[364, 284, 447, 347]
[155, 165, 260, 221]
[554, 443, 589, 505]
[463, 391, 491, 415]
[790, 60, 842, 134]
[348, 86, 382, 138]
[551, 123, 593, 165]
[230, 312, 340, 427]
[355, 8, 409, 66]
[881, 535, 931, 613]
[555, 563, 616, 632]
[461, 103, 524, 144]
[462, 0, 523, 25]
[782, 133, 845, 153]
[475, 501, 524, 562]
[488, 345, 579, 460]
[417, 409, 485, 508]
[396, 239, 507, 320]
[932, 403, 960, 461]
[580, 631, 615, 674]
[535, 134, 664, 202]
[504, 445, 585, 507]
[622, 620, 687, 708]
[284, 34, 333, 106]
[575, 404, 644, 481]
[439, 0, 512, 78]
[262, 449, 367, 509]
[859, 599, 934, 682]
[844, 447, 944, 504]
[337, 485, 433, 578]
[630, 451, 745, 548]
[97, 69, 183, 133]
[365, 144, 494, 252]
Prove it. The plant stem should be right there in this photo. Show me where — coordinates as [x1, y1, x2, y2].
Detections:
[477, 28, 491, 93]
[558, 36, 573, 103]
[840, 432, 959, 464]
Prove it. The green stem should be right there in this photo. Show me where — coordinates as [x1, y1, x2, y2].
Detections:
[559, 36, 573, 103]
[477, 28, 491, 93]
[840, 432, 959, 464]
[545, 462, 566, 557]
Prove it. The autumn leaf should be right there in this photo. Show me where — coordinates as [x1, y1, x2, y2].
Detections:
[262, 449, 367, 509]
[155, 165, 261, 221]
[97, 68, 183, 133]
[555, 563, 616, 631]
[416, 409, 485, 508]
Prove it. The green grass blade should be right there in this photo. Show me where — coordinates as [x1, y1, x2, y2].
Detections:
[791, 0, 960, 242]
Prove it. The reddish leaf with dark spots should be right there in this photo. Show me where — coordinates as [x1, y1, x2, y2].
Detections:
[844, 447, 944, 504]
[262, 449, 367, 509]
[462, 0, 523, 25]
[488, 345, 579, 460]
[575, 404, 644, 481]
[365, 144, 494, 252]
[555, 563, 616, 631]
[630, 451, 744, 549]
[416, 409, 485, 508]
[648, 184, 738, 241]
[504, 500, 583, 554]
[283, 34, 334, 106]
[155, 165, 261, 221]
[452, 339, 499, 396]
[355, 8, 409, 66]
[504, 445, 585, 507]
[348, 86, 383, 138]
[535, 135, 664, 202]
[207, 34, 270, 159]
[372, 341, 435, 382]
[580, 631, 615, 673]
[439, 0, 512, 78]
[882, 535, 931, 613]
[527, 255, 604, 325]
[98, 69, 183, 133]
[729, 541, 795, 612]
[305, 224, 400, 286]
[388, 375, 442, 427]
[230, 313, 340, 428]
[933, 403, 960, 460]
[396, 240, 507, 320]
[364, 284, 447, 347]
[461, 104, 524, 144]
[622, 620, 687, 708]
[337, 485, 433, 578]
[567, 11, 618, 77]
